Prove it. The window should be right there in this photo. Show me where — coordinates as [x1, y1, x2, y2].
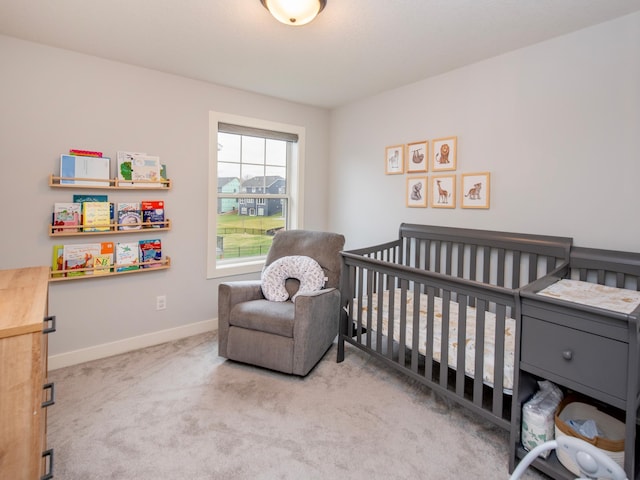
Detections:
[208, 112, 305, 278]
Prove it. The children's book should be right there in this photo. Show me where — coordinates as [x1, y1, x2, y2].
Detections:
[141, 200, 165, 228]
[69, 149, 103, 157]
[51, 245, 65, 278]
[116, 151, 145, 181]
[53, 202, 81, 233]
[93, 242, 114, 275]
[73, 194, 108, 204]
[117, 202, 142, 230]
[60, 154, 110, 186]
[63, 243, 101, 277]
[131, 154, 161, 187]
[82, 201, 111, 232]
[139, 239, 162, 268]
[116, 242, 140, 272]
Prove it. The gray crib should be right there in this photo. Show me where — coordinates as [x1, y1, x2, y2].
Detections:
[337, 223, 572, 429]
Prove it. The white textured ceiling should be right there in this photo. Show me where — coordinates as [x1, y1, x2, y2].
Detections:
[1, 0, 639, 108]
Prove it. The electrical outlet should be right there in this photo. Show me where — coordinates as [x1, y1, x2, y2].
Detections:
[156, 295, 167, 310]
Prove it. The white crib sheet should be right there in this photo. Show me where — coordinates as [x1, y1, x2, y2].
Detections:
[353, 290, 515, 393]
[537, 279, 640, 314]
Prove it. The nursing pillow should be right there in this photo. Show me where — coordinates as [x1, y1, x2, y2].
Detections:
[261, 255, 326, 302]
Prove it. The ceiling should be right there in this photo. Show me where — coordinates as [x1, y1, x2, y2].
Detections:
[1, 0, 639, 109]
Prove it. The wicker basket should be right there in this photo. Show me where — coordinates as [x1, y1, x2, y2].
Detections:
[554, 397, 625, 476]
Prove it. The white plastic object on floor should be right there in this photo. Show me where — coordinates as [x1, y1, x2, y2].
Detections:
[509, 436, 627, 480]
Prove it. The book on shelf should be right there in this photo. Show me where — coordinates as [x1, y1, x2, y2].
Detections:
[82, 201, 111, 232]
[131, 154, 161, 187]
[117, 202, 142, 230]
[51, 245, 65, 278]
[117, 151, 166, 186]
[141, 200, 165, 228]
[63, 243, 101, 277]
[116, 242, 140, 272]
[72, 194, 108, 204]
[93, 242, 114, 275]
[53, 202, 81, 233]
[139, 239, 162, 268]
[69, 149, 103, 157]
[60, 154, 111, 186]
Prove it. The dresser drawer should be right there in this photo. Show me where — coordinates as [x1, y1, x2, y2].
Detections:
[521, 316, 628, 400]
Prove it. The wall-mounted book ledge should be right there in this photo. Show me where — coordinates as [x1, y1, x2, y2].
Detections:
[49, 174, 172, 190]
[49, 219, 172, 236]
[49, 257, 171, 282]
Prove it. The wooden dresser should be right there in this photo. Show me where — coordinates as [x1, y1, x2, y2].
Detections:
[0, 266, 55, 479]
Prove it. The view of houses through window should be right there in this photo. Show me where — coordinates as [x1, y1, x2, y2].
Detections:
[216, 127, 291, 261]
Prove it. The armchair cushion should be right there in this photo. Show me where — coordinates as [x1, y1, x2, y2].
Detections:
[261, 255, 326, 302]
[230, 299, 295, 337]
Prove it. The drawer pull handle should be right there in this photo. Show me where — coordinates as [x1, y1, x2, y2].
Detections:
[562, 350, 573, 361]
[41, 448, 54, 480]
[42, 382, 55, 408]
[43, 315, 56, 335]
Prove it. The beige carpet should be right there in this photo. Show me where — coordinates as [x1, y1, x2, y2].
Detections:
[48, 332, 546, 479]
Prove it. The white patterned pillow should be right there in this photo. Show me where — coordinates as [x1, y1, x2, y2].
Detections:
[261, 255, 326, 302]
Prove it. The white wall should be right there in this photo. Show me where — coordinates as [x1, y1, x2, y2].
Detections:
[0, 35, 331, 366]
[329, 12, 640, 252]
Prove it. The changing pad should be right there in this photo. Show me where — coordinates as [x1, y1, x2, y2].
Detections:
[537, 279, 640, 314]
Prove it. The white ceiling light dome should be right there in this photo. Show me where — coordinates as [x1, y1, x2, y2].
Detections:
[260, 0, 327, 26]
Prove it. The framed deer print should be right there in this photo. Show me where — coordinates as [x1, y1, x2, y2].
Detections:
[406, 141, 428, 173]
[406, 176, 427, 207]
[461, 172, 490, 209]
[432, 136, 457, 172]
[385, 144, 405, 174]
[431, 175, 456, 208]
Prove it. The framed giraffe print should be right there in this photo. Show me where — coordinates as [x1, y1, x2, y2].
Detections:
[431, 175, 456, 208]
[406, 176, 427, 207]
[406, 140, 428, 173]
[461, 172, 490, 209]
[385, 144, 405, 174]
[432, 136, 457, 172]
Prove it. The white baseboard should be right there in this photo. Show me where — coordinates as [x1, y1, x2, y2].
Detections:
[48, 318, 218, 370]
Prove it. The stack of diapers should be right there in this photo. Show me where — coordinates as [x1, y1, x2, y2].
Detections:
[521, 381, 564, 457]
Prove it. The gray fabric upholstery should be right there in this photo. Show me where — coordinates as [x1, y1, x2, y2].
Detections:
[218, 229, 345, 376]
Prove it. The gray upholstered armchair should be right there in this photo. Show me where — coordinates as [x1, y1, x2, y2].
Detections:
[217, 229, 345, 376]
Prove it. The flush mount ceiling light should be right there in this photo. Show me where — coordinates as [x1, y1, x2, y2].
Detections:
[260, 0, 327, 26]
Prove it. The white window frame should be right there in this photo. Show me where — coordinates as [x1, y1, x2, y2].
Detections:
[207, 112, 305, 279]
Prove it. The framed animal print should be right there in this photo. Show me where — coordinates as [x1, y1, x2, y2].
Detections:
[406, 176, 427, 208]
[461, 172, 490, 209]
[406, 141, 428, 173]
[431, 175, 456, 209]
[432, 136, 457, 172]
[385, 144, 405, 174]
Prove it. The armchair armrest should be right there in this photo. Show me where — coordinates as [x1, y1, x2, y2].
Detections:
[292, 288, 341, 375]
[218, 280, 264, 357]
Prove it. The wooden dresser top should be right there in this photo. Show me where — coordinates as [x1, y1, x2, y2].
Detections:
[0, 266, 49, 339]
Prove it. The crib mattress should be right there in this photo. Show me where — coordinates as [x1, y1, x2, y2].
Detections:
[353, 290, 515, 393]
[537, 279, 640, 314]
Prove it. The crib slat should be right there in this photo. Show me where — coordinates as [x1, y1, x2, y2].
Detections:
[473, 299, 486, 406]
[375, 271, 384, 356]
[387, 280, 396, 358]
[425, 286, 435, 381]
[411, 283, 421, 372]
[398, 280, 408, 367]
[469, 244, 478, 281]
[365, 268, 374, 348]
[457, 243, 464, 278]
[483, 246, 491, 284]
[456, 294, 468, 397]
[529, 253, 538, 283]
[497, 248, 505, 287]
[444, 241, 453, 276]
[512, 251, 521, 289]
[439, 290, 451, 389]
[492, 304, 507, 418]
